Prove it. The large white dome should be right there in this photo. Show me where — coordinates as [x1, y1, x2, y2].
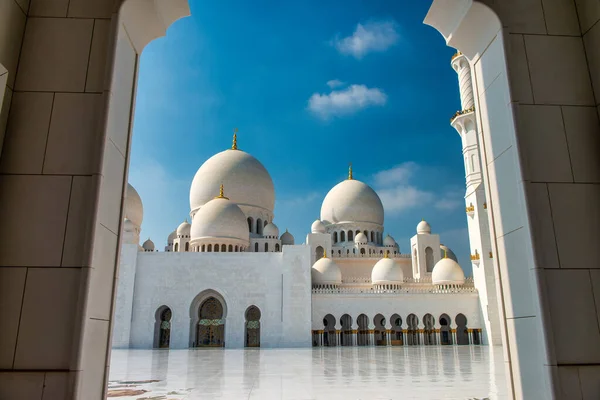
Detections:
[191, 196, 250, 242]
[371, 256, 404, 285]
[189, 149, 275, 214]
[311, 255, 342, 285]
[125, 183, 143, 227]
[432, 257, 465, 285]
[320, 179, 384, 225]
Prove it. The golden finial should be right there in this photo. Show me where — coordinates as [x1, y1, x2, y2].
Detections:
[215, 184, 229, 200]
[444, 248, 448, 259]
[323, 249, 327, 258]
[348, 163, 353, 180]
[232, 128, 238, 150]
[384, 250, 389, 258]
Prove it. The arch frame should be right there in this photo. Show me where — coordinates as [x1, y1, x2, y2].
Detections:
[188, 289, 229, 348]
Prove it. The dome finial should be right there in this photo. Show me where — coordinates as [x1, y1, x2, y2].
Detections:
[444, 248, 447, 259]
[215, 184, 229, 200]
[384, 250, 389, 258]
[348, 163, 353, 180]
[323, 249, 327, 258]
[232, 128, 238, 150]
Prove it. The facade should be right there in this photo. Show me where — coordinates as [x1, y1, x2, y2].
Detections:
[113, 138, 486, 350]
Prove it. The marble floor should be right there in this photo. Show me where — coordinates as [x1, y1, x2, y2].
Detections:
[108, 346, 508, 400]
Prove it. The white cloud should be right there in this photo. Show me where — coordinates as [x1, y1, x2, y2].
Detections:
[333, 20, 399, 59]
[326, 79, 346, 89]
[308, 84, 387, 119]
[371, 163, 463, 215]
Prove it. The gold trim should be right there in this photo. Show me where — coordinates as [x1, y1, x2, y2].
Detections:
[451, 51, 462, 62]
[450, 106, 476, 123]
[232, 128, 238, 150]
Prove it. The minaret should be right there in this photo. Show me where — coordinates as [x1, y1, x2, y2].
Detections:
[450, 52, 501, 346]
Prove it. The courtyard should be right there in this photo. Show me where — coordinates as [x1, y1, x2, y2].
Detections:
[108, 346, 507, 399]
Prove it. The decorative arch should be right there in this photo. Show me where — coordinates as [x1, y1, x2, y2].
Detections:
[174, 242, 179, 252]
[456, 313, 469, 345]
[189, 289, 228, 348]
[340, 231, 346, 242]
[390, 314, 403, 346]
[153, 305, 172, 349]
[373, 313, 386, 346]
[425, 247, 434, 272]
[185, 242, 189, 251]
[406, 313, 419, 346]
[245, 305, 261, 347]
[340, 314, 353, 346]
[256, 218, 263, 234]
[439, 313, 452, 345]
[315, 245, 324, 260]
[322, 314, 337, 347]
[423, 313, 436, 345]
[357, 314, 369, 346]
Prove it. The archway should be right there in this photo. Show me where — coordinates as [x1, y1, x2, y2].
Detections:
[357, 314, 369, 346]
[373, 314, 387, 346]
[425, 247, 434, 273]
[196, 297, 225, 347]
[423, 314, 435, 345]
[323, 314, 337, 347]
[245, 306, 261, 348]
[315, 245, 324, 260]
[455, 314, 469, 345]
[439, 314, 452, 345]
[340, 314, 353, 346]
[390, 314, 403, 346]
[406, 314, 419, 346]
[153, 306, 172, 349]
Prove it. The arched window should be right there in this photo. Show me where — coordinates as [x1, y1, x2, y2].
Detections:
[364, 230, 368, 237]
[425, 247, 434, 272]
[265, 243, 269, 252]
[257, 219, 263, 234]
[221, 244, 226, 252]
[255, 242, 259, 252]
[360, 248, 365, 255]
[370, 231, 374, 242]
[264, 220, 268, 227]
[215, 245, 219, 252]
[247, 217, 253, 233]
[315, 246, 324, 259]
[275, 243, 280, 252]
[154, 306, 172, 349]
[208, 244, 212, 252]
[185, 242, 189, 252]
[174, 243, 179, 252]
[201, 244, 205, 252]
[348, 230, 353, 241]
[228, 244, 233, 252]
[340, 231, 346, 242]
[235, 245, 239, 252]
[245, 306, 261, 347]
[333, 232, 338, 243]
[456, 313, 469, 345]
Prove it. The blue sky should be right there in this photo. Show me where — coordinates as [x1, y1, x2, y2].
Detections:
[128, 0, 473, 275]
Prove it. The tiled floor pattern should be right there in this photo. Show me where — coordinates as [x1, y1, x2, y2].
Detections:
[108, 346, 508, 399]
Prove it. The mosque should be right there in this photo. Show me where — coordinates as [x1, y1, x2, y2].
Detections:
[112, 131, 489, 350]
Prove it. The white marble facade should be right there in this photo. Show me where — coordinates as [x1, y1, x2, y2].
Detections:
[113, 137, 489, 350]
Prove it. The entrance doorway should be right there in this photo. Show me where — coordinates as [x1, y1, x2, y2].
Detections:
[245, 305, 261, 347]
[196, 297, 225, 347]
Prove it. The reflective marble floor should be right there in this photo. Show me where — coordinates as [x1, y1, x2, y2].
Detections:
[108, 346, 508, 399]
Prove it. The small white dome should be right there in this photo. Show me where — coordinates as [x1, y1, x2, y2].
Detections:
[167, 230, 177, 242]
[354, 232, 368, 244]
[142, 238, 155, 251]
[311, 255, 342, 285]
[383, 234, 396, 247]
[321, 178, 384, 225]
[440, 244, 458, 263]
[263, 222, 279, 238]
[123, 218, 136, 233]
[417, 220, 431, 234]
[125, 183, 143, 227]
[280, 229, 295, 245]
[177, 220, 191, 236]
[311, 219, 326, 234]
[191, 196, 250, 242]
[371, 255, 404, 285]
[432, 257, 465, 285]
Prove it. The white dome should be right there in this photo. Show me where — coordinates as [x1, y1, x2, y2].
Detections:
[311, 219, 326, 234]
[167, 230, 177, 242]
[371, 256, 404, 285]
[177, 220, 191, 236]
[191, 196, 250, 242]
[280, 230, 295, 245]
[125, 183, 143, 227]
[383, 234, 396, 247]
[263, 222, 279, 238]
[321, 179, 384, 225]
[311, 255, 342, 285]
[142, 238, 155, 251]
[440, 244, 458, 262]
[354, 232, 368, 244]
[432, 257, 465, 285]
[417, 220, 431, 234]
[189, 149, 275, 214]
[123, 218, 136, 233]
